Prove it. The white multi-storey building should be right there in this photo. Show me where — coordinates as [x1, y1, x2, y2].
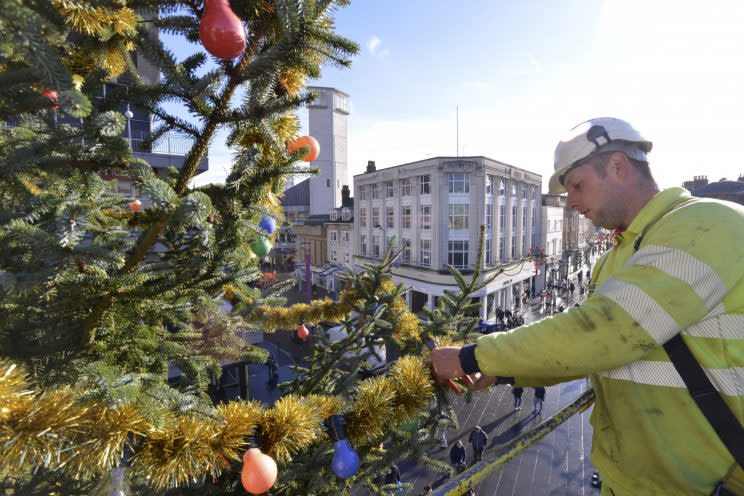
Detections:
[353, 156, 542, 321]
[541, 199, 566, 286]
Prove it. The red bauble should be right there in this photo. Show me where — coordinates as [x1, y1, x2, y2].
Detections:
[287, 136, 320, 162]
[129, 199, 142, 213]
[40, 89, 58, 110]
[296, 323, 310, 341]
[241, 448, 277, 495]
[199, 0, 246, 60]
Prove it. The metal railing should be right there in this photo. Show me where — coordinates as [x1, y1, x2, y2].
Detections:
[123, 129, 192, 156]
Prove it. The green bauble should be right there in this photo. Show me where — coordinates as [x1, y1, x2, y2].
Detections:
[251, 236, 272, 257]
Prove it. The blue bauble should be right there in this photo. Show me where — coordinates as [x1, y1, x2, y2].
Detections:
[331, 439, 360, 478]
[259, 216, 276, 234]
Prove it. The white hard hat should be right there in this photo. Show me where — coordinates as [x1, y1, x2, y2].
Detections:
[549, 117, 652, 194]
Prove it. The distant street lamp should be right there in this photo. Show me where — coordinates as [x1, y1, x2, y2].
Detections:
[124, 105, 134, 150]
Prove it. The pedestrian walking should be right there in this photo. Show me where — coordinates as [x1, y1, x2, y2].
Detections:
[511, 386, 523, 410]
[532, 387, 546, 414]
[265, 353, 278, 380]
[468, 425, 488, 462]
[419, 485, 433, 495]
[449, 440, 466, 470]
[430, 117, 744, 495]
[438, 411, 450, 448]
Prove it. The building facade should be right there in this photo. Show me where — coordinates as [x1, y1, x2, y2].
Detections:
[541, 201, 565, 287]
[306, 86, 350, 216]
[353, 156, 542, 320]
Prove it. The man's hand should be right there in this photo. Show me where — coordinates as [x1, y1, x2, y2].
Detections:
[466, 372, 497, 390]
[429, 346, 466, 382]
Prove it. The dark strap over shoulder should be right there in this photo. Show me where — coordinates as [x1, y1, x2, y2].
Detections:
[663, 335, 744, 467]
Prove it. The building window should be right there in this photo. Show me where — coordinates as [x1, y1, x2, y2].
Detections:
[360, 208, 367, 228]
[448, 240, 469, 269]
[448, 172, 469, 193]
[360, 235, 367, 255]
[499, 204, 505, 234]
[523, 206, 528, 231]
[327, 179, 330, 187]
[372, 207, 380, 227]
[402, 206, 412, 229]
[499, 236, 505, 261]
[486, 203, 493, 230]
[385, 181, 394, 198]
[401, 238, 411, 262]
[486, 175, 493, 195]
[330, 230, 337, 242]
[344, 252, 350, 264]
[419, 204, 431, 230]
[330, 210, 338, 221]
[342, 231, 350, 243]
[499, 180, 505, 197]
[485, 238, 492, 267]
[402, 178, 412, 197]
[342, 208, 350, 221]
[420, 239, 431, 268]
[419, 175, 431, 195]
[371, 183, 380, 199]
[359, 186, 367, 201]
[331, 249, 337, 261]
[386, 206, 395, 228]
[373, 235, 381, 257]
[448, 204, 469, 230]
[523, 187, 528, 199]
[512, 184, 517, 198]
[512, 205, 518, 258]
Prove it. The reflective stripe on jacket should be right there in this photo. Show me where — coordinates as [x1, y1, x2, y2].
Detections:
[472, 187, 744, 495]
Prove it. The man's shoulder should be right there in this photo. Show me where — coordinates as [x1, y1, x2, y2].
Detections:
[657, 196, 744, 233]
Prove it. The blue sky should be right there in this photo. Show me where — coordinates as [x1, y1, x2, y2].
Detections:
[181, 0, 744, 191]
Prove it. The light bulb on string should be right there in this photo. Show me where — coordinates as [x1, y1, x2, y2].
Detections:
[328, 414, 360, 479]
[259, 215, 276, 234]
[287, 135, 320, 162]
[199, 0, 246, 60]
[296, 323, 310, 341]
[241, 433, 278, 495]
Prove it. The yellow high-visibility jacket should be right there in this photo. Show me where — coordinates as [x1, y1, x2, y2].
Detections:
[469, 187, 744, 495]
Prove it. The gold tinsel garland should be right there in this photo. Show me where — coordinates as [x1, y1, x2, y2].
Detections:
[0, 356, 434, 490]
[249, 279, 423, 341]
[53, 1, 139, 78]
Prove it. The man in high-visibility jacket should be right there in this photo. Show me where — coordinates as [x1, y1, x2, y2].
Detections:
[431, 117, 744, 496]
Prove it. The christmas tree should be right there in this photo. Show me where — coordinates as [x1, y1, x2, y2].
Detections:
[0, 2, 493, 494]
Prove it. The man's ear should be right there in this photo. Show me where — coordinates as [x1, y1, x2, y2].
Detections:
[608, 152, 630, 180]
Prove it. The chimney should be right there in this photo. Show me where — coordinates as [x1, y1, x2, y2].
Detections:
[366, 160, 376, 173]
[341, 185, 350, 206]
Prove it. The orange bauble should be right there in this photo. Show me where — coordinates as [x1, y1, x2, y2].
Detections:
[40, 89, 58, 110]
[287, 136, 320, 162]
[296, 323, 310, 341]
[241, 448, 278, 494]
[129, 199, 143, 213]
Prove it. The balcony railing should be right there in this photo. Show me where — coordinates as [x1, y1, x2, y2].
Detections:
[123, 130, 192, 156]
[5, 120, 193, 158]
